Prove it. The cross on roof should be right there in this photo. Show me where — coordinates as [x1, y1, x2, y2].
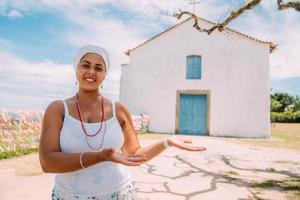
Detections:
[188, 0, 202, 13]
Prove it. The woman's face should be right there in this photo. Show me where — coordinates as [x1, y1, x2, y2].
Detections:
[76, 53, 106, 91]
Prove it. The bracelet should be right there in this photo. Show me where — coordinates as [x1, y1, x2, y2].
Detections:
[162, 138, 171, 148]
[80, 152, 86, 169]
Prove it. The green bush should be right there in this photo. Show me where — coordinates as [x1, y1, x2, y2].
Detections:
[0, 147, 38, 159]
[271, 111, 300, 123]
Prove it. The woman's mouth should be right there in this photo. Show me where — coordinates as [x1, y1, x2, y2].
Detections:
[84, 78, 96, 83]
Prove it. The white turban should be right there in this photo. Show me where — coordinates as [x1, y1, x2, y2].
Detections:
[73, 45, 110, 74]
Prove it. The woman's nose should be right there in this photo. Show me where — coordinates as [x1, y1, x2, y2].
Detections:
[87, 67, 95, 75]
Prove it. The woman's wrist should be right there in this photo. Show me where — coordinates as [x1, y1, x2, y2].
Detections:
[96, 150, 107, 162]
[162, 138, 171, 148]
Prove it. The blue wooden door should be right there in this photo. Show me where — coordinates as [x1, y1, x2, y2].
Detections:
[179, 94, 207, 135]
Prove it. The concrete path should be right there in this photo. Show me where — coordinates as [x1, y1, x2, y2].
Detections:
[0, 136, 299, 200]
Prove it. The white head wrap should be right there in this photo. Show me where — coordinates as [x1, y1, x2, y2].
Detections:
[73, 45, 110, 74]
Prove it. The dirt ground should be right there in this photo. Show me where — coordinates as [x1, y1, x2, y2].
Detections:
[0, 135, 299, 200]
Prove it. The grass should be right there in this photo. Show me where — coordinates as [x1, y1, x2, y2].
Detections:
[2, 123, 299, 161]
[139, 123, 300, 151]
[139, 124, 300, 199]
[230, 123, 300, 151]
[0, 147, 38, 159]
[251, 177, 300, 200]
[138, 132, 170, 140]
[1, 123, 299, 199]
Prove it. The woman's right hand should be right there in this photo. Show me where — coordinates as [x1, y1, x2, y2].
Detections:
[99, 148, 147, 166]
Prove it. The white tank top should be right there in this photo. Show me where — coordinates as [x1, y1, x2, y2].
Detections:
[54, 100, 132, 196]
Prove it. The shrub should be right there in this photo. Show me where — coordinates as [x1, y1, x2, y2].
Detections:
[271, 111, 300, 123]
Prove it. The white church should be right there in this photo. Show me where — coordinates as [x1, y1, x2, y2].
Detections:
[120, 16, 277, 138]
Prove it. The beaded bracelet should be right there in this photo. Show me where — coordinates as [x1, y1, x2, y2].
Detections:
[80, 152, 86, 169]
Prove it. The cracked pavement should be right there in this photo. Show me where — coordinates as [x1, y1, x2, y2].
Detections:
[0, 136, 299, 200]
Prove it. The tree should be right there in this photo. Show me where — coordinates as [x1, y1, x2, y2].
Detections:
[271, 93, 299, 112]
[271, 98, 283, 112]
[292, 96, 300, 111]
[174, 0, 299, 42]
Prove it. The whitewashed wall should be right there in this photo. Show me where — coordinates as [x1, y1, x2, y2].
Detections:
[120, 18, 270, 138]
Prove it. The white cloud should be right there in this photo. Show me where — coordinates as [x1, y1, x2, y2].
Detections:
[61, 0, 231, 75]
[7, 9, 22, 19]
[0, 51, 119, 110]
[225, 4, 300, 80]
[0, 51, 74, 109]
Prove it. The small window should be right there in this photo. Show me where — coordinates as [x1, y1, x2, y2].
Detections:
[186, 55, 201, 79]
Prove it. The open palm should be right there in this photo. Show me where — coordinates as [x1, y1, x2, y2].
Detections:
[167, 137, 206, 151]
[102, 148, 146, 166]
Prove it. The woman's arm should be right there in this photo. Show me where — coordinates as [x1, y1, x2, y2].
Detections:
[39, 101, 145, 173]
[117, 102, 206, 162]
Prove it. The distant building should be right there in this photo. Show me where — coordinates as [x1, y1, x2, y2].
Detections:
[120, 16, 276, 138]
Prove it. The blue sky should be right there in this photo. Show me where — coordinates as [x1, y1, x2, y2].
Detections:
[0, 0, 299, 110]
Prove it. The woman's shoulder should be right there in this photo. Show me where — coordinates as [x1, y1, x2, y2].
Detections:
[114, 101, 131, 120]
[47, 99, 65, 108]
[114, 100, 128, 112]
[102, 97, 123, 110]
[41, 100, 67, 131]
[47, 96, 75, 108]
[44, 100, 65, 117]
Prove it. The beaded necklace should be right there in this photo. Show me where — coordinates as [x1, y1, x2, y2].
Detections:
[75, 93, 107, 150]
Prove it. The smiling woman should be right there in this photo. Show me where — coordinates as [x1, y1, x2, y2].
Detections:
[76, 54, 106, 89]
[38, 44, 206, 200]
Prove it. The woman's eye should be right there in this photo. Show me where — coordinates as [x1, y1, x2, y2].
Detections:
[80, 64, 89, 68]
[96, 67, 103, 71]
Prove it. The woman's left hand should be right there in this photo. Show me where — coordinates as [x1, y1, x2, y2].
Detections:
[167, 137, 206, 151]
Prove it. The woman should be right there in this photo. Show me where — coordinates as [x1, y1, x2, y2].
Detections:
[39, 45, 206, 200]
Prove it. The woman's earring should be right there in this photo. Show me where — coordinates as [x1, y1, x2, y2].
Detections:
[75, 81, 78, 85]
[101, 84, 103, 89]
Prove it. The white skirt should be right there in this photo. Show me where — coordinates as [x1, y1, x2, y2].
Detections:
[51, 181, 137, 200]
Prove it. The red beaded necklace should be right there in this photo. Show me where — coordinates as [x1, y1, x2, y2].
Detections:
[75, 93, 105, 137]
[75, 93, 107, 150]
[85, 123, 107, 151]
